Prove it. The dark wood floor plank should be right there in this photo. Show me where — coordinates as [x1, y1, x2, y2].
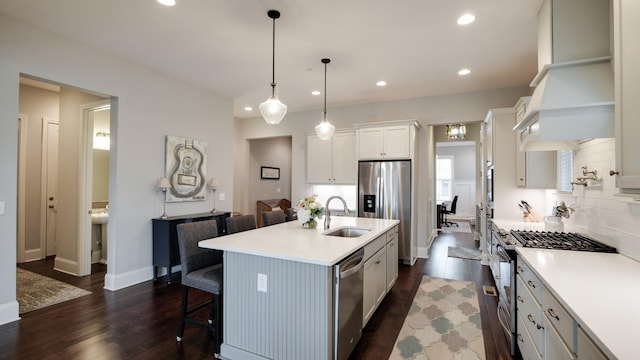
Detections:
[3, 225, 512, 360]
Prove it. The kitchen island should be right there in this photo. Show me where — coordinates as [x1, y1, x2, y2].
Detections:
[199, 216, 399, 360]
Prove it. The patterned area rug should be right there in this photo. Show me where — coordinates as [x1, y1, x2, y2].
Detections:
[448, 246, 482, 261]
[16, 268, 91, 314]
[390, 276, 486, 359]
[440, 221, 472, 233]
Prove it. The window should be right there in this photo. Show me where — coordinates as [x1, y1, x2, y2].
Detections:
[557, 150, 573, 193]
[436, 156, 454, 202]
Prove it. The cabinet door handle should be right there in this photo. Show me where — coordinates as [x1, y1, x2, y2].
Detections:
[547, 308, 560, 321]
[517, 295, 523, 303]
[517, 333, 524, 343]
[375, 260, 381, 265]
[527, 280, 536, 288]
[517, 266, 524, 273]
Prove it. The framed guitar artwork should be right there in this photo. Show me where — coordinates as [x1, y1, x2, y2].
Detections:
[165, 135, 207, 202]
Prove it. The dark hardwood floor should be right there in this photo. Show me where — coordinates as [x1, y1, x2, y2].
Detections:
[2, 224, 512, 360]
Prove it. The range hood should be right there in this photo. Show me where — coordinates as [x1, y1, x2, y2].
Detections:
[514, 57, 614, 151]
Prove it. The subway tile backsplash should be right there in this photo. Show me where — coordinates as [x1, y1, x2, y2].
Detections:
[557, 138, 640, 262]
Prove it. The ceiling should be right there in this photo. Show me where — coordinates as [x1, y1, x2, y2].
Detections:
[0, 0, 543, 119]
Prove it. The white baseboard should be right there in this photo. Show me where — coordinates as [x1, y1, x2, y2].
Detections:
[417, 229, 439, 259]
[24, 248, 42, 262]
[104, 266, 154, 291]
[54, 256, 79, 275]
[0, 300, 20, 326]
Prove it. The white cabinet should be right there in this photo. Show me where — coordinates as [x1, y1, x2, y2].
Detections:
[357, 125, 411, 160]
[537, 0, 610, 71]
[613, 0, 640, 193]
[577, 327, 607, 360]
[363, 246, 386, 326]
[517, 255, 608, 360]
[514, 97, 557, 189]
[516, 150, 557, 189]
[385, 228, 398, 291]
[306, 131, 356, 184]
[363, 226, 399, 327]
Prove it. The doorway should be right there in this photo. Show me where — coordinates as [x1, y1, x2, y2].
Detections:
[16, 76, 112, 278]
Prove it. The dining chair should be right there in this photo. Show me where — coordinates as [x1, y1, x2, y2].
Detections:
[176, 219, 223, 356]
[262, 209, 286, 227]
[226, 214, 256, 234]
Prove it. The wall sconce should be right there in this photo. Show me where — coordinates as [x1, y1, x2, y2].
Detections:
[156, 177, 171, 219]
[446, 124, 466, 140]
[207, 178, 221, 213]
[93, 131, 110, 150]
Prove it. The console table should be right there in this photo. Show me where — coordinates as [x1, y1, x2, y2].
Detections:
[152, 211, 230, 284]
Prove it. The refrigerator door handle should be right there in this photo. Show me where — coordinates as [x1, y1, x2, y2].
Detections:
[377, 176, 382, 216]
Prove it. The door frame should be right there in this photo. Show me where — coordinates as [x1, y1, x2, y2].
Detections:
[40, 117, 60, 260]
[78, 100, 111, 276]
[17, 115, 28, 263]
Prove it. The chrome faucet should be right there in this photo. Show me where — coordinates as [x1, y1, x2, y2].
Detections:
[324, 196, 350, 230]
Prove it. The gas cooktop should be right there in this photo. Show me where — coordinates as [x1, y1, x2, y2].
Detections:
[510, 230, 617, 253]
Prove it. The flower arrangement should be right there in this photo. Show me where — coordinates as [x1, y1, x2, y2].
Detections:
[295, 195, 324, 228]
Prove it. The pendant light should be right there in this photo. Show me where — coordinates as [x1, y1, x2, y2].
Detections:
[260, 10, 287, 125]
[315, 58, 335, 140]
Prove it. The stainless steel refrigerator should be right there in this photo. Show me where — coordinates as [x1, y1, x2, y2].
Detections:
[358, 160, 413, 264]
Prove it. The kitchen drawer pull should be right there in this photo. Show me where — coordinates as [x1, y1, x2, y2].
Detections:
[527, 280, 536, 288]
[517, 333, 524, 343]
[527, 314, 536, 324]
[517, 266, 524, 273]
[517, 295, 523, 303]
[537, 323, 544, 330]
[547, 308, 560, 321]
[375, 260, 381, 265]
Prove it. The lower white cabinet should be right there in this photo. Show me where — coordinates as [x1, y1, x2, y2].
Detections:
[363, 226, 398, 327]
[577, 327, 607, 360]
[517, 255, 608, 359]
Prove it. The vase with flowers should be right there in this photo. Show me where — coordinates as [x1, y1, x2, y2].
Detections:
[295, 195, 324, 229]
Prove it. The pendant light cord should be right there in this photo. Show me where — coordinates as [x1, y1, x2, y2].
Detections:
[270, 13, 277, 94]
[322, 58, 330, 117]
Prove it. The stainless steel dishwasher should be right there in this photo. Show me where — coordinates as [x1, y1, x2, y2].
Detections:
[334, 248, 365, 360]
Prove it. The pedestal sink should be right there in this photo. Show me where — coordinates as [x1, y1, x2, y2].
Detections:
[91, 209, 108, 264]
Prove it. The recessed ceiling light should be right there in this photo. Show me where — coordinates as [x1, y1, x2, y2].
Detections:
[311, 90, 321, 96]
[244, 106, 253, 111]
[376, 81, 387, 87]
[457, 14, 475, 25]
[458, 69, 471, 76]
[157, 0, 176, 6]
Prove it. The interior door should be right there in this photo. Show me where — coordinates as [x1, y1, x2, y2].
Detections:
[43, 118, 59, 256]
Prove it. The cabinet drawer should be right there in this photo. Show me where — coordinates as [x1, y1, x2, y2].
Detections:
[517, 311, 543, 360]
[364, 234, 386, 261]
[517, 256, 542, 303]
[516, 275, 544, 352]
[543, 285, 576, 352]
[386, 226, 398, 244]
[545, 315, 576, 360]
[577, 327, 607, 360]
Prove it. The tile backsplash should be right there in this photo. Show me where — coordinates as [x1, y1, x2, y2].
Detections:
[556, 138, 640, 262]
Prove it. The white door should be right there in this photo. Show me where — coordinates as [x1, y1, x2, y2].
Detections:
[43, 118, 59, 256]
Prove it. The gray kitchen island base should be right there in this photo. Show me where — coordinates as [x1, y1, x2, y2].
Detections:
[221, 252, 334, 360]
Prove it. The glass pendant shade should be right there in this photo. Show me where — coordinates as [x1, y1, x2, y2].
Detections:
[260, 89, 287, 125]
[315, 112, 335, 140]
[261, 10, 287, 125]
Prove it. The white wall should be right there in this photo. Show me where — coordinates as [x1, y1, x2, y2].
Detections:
[557, 138, 640, 262]
[0, 14, 234, 324]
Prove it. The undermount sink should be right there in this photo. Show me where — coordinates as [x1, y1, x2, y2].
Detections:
[324, 227, 371, 238]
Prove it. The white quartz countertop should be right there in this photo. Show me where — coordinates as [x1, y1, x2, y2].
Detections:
[199, 216, 400, 266]
[516, 248, 640, 360]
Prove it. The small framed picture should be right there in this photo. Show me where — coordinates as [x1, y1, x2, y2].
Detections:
[261, 166, 280, 180]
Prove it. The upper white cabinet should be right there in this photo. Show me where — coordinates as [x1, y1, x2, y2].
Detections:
[537, 0, 610, 70]
[356, 122, 418, 160]
[613, 0, 640, 193]
[306, 131, 357, 184]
